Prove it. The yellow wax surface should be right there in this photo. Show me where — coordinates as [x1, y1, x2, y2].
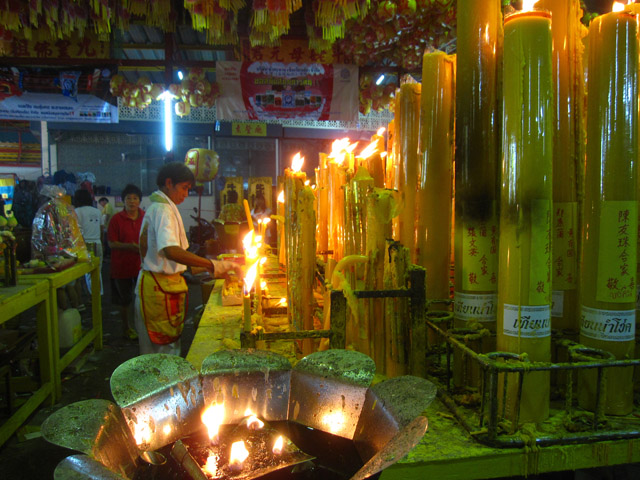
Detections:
[498, 9, 553, 425]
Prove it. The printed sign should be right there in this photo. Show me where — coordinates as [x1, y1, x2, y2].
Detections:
[461, 218, 498, 291]
[552, 201, 578, 290]
[529, 199, 552, 305]
[454, 292, 497, 322]
[0, 92, 117, 123]
[216, 61, 358, 122]
[552, 290, 564, 317]
[596, 201, 638, 303]
[581, 306, 635, 342]
[231, 122, 267, 137]
[503, 304, 551, 338]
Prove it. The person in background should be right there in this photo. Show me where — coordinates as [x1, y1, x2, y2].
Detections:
[73, 189, 103, 305]
[108, 184, 144, 340]
[135, 162, 243, 355]
[99, 196, 114, 257]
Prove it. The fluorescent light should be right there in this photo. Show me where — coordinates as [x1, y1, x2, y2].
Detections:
[177, 70, 184, 80]
[375, 74, 385, 85]
[163, 92, 173, 152]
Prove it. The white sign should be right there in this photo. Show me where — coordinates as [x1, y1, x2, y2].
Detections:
[0, 92, 118, 123]
[580, 306, 635, 342]
[454, 292, 497, 322]
[503, 304, 551, 338]
[551, 290, 564, 317]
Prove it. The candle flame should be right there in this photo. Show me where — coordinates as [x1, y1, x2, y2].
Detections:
[246, 414, 265, 430]
[521, 0, 539, 11]
[163, 424, 172, 435]
[229, 441, 249, 469]
[322, 411, 346, 434]
[244, 262, 258, 293]
[612, 1, 625, 12]
[328, 137, 357, 166]
[304, 179, 310, 186]
[291, 152, 304, 172]
[261, 280, 267, 290]
[277, 190, 284, 203]
[243, 230, 254, 251]
[201, 403, 225, 442]
[203, 454, 219, 477]
[262, 217, 271, 225]
[376, 127, 385, 136]
[357, 140, 380, 160]
[277, 297, 287, 307]
[273, 436, 284, 455]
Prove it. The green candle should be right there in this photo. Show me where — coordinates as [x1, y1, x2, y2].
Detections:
[454, 0, 502, 333]
[498, 6, 553, 426]
[579, 7, 638, 416]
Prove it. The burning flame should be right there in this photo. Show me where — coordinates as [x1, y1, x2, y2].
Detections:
[245, 412, 265, 430]
[304, 179, 310, 186]
[261, 280, 267, 292]
[133, 421, 152, 446]
[612, 1, 625, 12]
[273, 436, 284, 455]
[244, 262, 258, 293]
[203, 454, 219, 477]
[277, 190, 284, 203]
[201, 403, 225, 443]
[357, 140, 380, 160]
[277, 297, 287, 307]
[322, 411, 346, 434]
[163, 424, 172, 436]
[376, 127, 385, 136]
[328, 137, 358, 166]
[229, 441, 249, 470]
[521, 0, 539, 11]
[291, 152, 304, 172]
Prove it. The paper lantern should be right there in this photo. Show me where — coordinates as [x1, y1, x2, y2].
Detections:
[185, 148, 220, 183]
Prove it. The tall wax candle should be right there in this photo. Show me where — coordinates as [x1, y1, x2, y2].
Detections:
[297, 184, 317, 356]
[417, 50, 455, 310]
[396, 80, 421, 259]
[454, 0, 502, 333]
[539, 0, 587, 332]
[579, 5, 638, 415]
[316, 153, 329, 255]
[498, 5, 553, 425]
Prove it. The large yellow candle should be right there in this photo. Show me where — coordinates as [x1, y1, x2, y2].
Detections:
[454, 0, 502, 333]
[538, 0, 587, 332]
[396, 80, 421, 258]
[498, 5, 553, 425]
[328, 158, 347, 261]
[316, 153, 329, 255]
[579, 5, 638, 415]
[417, 50, 455, 310]
[297, 184, 317, 356]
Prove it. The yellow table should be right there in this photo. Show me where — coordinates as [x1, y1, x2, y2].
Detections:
[20, 256, 103, 398]
[0, 279, 53, 447]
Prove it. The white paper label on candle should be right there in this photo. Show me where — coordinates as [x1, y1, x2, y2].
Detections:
[551, 290, 564, 317]
[580, 306, 635, 342]
[454, 292, 497, 322]
[503, 304, 551, 338]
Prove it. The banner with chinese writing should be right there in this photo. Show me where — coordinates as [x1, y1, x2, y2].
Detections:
[239, 39, 334, 64]
[0, 92, 118, 123]
[8, 32, 110, 59]
[216, 61, 358, 122]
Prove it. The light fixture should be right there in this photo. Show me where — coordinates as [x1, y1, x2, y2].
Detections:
[375, 74, 385, 85]
[177, 70, 184, 80]
[162, 91, 173, 152]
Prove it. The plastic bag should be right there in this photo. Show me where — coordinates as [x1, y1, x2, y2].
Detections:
[31, 185, 90, 262]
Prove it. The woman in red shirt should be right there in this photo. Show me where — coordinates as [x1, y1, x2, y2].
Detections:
[108, 184, 145, 340]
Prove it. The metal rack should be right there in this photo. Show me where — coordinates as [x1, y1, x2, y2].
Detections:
[426, 318, 640, 448]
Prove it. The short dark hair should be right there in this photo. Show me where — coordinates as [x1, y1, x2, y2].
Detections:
[121, 184, 142, 200]
[74, 189, 93, 207]
[98, 197, 108, 203]
[156, 162, 195, 188]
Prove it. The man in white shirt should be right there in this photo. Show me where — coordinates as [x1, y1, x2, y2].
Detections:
[134, 162, 242, 355]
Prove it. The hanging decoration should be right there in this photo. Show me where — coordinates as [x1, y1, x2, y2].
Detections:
[184, 0, 241, 45]
[358, 73, 396, 115]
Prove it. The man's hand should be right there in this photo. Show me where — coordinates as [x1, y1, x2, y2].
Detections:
[209, 259, 243, 281]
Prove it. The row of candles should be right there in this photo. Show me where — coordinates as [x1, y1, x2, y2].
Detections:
[454, 0, 639, 424]
[238, 0, 639, 426]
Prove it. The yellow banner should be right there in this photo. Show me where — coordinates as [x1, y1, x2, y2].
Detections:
[529, 199, 552, 305]
[461, 217, 499, 291]
[8, 32, 109, 59]
[240, 39, 333, 64]
[232, 122, 267, 137]
[597, 201, 638, 303]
